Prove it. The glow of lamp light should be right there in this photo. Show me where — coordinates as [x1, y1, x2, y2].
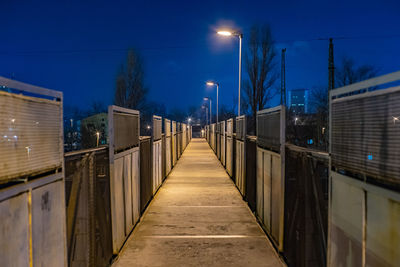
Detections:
[217, 31, 233, 36]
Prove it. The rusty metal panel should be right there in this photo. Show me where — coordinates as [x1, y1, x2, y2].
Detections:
[32, 180, 66, 266]
[152, 115, 162, 141]
[0, 192, 30, 266]
[331, 87, 400, 187]
[0, 90, 62, 183]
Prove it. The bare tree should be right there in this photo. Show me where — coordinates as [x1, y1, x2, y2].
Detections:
[308, 57, 378, 151]
[243, 24, 278, 133]
[114, 49, 148, 109]
[335, 57, 378, 88]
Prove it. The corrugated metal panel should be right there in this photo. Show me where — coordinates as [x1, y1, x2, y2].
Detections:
[236, 116, 246, 141]
[257, 109, 281, 152]
[0, 91, 62, 183]
[331, 87, 400, 186]
[164, 119, 171, 137]
[226, 119, 233, 137]
[113, 112, 139, 152]
[152, 115, 162, 141]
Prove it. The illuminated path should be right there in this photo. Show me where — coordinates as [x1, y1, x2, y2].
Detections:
[112, 138, 284, 267]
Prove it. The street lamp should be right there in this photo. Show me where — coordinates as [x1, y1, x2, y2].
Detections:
[203, 97, 212, 124]
[217, 29, 243, 116]
[96, 131, 100, 147]
[206, 81, 219, 124]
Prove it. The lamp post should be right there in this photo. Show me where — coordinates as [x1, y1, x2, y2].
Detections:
[217, 30, 243, 116]
[202, 105, 208, 125]
[203, 97, 212, 124]
[206, 81, 219, 124]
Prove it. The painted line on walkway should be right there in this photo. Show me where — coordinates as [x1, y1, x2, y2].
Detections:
[142, 235, 267, 239]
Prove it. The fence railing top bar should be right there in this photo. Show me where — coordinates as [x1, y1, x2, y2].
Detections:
[153, 115, 162, 120]
[109, 105, 139, 115]
[257, 105, 283, 115]
[227, 118, 233, 122]
[330, 70, 400, 98]
[236, 115, 246, 120]
[65, 146, 107, 157]
[164, 118, 171, 123]
[332, 85, 400, 103]
[286, 143, 329, 159]
[0, 76, 62, 99]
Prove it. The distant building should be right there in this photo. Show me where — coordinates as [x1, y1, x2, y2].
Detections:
[81, 113, 108, 148]
[288, 89, 309, 114]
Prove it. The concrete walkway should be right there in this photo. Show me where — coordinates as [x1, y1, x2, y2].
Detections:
[112, 138, 285, 267]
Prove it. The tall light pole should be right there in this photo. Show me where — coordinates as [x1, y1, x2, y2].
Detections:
[202, 105, 208, 125]
[203, 97, 212, 124]
[206, 81, 219, 124]
[217, 30, 243, 116]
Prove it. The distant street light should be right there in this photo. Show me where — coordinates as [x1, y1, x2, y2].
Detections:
[206, 81, 219, 124]
[96, 131, 100, 147]
[217, 29, 243, 116]
[203, 97, 212, 124]
[188, 117, 192, 125]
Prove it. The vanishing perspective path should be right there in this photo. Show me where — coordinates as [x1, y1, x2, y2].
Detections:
[112, 138, 285, 267]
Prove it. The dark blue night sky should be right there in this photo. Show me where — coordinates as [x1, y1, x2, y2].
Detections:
[1, 0, 399, 113]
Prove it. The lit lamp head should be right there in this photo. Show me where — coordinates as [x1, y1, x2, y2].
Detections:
[217, 29, 242, 37]
[206, 81, 218, 87]
[203, 97, 210, 101]
[206, 81, 214, 86]
[217, 30, 233, 36]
